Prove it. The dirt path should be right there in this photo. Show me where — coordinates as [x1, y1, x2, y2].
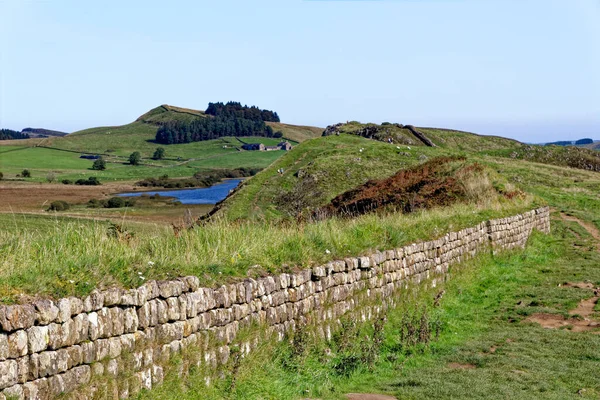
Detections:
[560, 213, 600, 251]
[526, 213, 600, 332]
[526, 282, 600, 333]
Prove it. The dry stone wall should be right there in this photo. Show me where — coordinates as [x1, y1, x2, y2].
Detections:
[0, 207, 550, 399]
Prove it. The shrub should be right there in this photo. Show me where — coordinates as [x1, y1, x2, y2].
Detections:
[152, 147, 165, 160]
[21, 169, 31, 178]
[273, 131, 283, 138]
[87, 199, 105, 208]
[129, 151, 141, 165]
[75, 177, 101, 186]
[47, 200, 70, 212]
[61, 179, 73, 185]
[0, 172, 3, 180]
[92, 157, 106, 170]
[46, 172, 56, 183]
[106, 197, 125, 208]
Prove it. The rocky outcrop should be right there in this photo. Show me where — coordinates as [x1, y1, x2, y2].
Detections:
[0, 208, 550, 399]
[405, 125, 436, 147]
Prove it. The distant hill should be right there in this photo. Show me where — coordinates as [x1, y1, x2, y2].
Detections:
[542, 138, 598, 148]
[19, 104, 322, 164]
[21, 127, 69, 137]
[582, 141, 600, 151]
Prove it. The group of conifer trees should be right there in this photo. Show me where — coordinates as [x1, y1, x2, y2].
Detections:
[155, 102, 280, 145]
[0, 129, 29, 140]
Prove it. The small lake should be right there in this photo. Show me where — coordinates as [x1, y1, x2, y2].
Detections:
[117, 179, 242, 204]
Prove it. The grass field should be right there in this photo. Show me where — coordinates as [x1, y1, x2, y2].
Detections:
[0, 137, 288, 183]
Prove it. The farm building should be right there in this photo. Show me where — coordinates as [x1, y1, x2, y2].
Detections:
[241, 141, 293, 151]
[241, 143, 266, 151]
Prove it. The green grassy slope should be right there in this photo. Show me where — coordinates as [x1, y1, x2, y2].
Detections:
[266, 121, 323, 143]
[420, 127, 522, 152]
[216, 121, 600, 222]
[135, 104, 207, 125]
[0, 138, 286, 182]
[217, 134, 444, 221]
[214, 125, 528, 221]
[0, 105, 322, 182]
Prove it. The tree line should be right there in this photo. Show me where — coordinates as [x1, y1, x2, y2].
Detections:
[155, 102, 282, 145]
[0, 129, 29, 140]
[205, 101, 280, 122]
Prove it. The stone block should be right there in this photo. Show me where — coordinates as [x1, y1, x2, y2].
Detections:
[46, 374, 64, 397]
[158, 280, 185, 299]
[33, 300, 59, 326]
[183, 276, 200, 292]
[0, 335, 8, 361]
[82, 290, 104, 312]
[66, 345, 82, 369]
[23, 378, 48, 400]
[109, 307, 125, 336]
[0, 305, 35, 332]
[102, 288, 123, 307]
[120, 289, 140, 306]
[2, 384, 22, 400]
[8, 331, 27, 359]
[123, 307, 139, 333]
[0, 360, 18, 390]
[166, 297, 180, 321]
[27, 326, 49, 354]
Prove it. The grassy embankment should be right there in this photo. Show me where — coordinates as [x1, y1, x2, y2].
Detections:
[213, 129, 522, 221]
[0, 194, 532, 304]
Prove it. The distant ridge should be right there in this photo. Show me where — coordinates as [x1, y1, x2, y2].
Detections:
[135, 104, 207, 125]
[21, 127, 69, 137]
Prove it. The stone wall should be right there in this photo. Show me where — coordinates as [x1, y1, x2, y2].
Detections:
[0, 207, 550, 400]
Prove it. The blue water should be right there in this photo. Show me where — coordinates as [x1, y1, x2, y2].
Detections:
[117, 179, 242, 205]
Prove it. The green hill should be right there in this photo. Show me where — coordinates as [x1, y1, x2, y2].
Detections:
[43, 104, 321, 156]
[0, 105, 322, 182]
[214, 122, 526, 221]
[214, 120, 600, 222]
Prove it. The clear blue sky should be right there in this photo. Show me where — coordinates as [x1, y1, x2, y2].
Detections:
[1, 0, 598, 142]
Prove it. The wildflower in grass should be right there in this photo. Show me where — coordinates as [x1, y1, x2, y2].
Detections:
[148, 261, 155, 267]
[325, 249, 331, 254]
